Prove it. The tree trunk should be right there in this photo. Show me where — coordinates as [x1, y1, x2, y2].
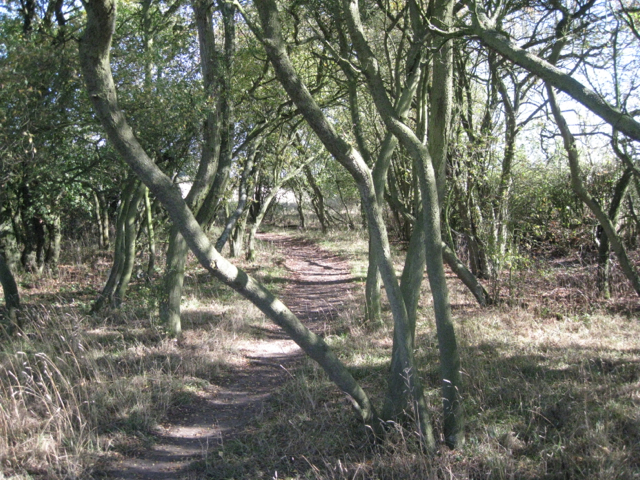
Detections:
[229, 209, 249, 258]
[303, 165, 328, 233]
[253, 0, 434, 446]
[0, 252, 20, 331]
[160, 226, 188, 336]
[216, 139, 259, 252]
[114, 182, 145, 306]
[344, 0, 463, 448]
[92, 177, 137, 312]
[294, 183, 306, 230]
[158, 0, 232, 337]
[143, 187, 156, 279]
[93, 190, 106, 249]
[44, 214, 61, 267]
[442, 243, 491, 306]
[247, 156, 314, 261]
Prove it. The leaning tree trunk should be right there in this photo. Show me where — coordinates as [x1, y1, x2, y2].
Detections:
[79, 0, 379, 429]
[547, 84, 640, 297]
[253, 0, 435, 448]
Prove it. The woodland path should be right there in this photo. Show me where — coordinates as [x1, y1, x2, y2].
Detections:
[101, 233, 358, 479]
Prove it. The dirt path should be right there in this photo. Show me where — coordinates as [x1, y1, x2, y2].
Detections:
[101, 233, 357, 479]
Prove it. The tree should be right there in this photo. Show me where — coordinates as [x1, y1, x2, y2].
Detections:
[79, 0, 379, 432]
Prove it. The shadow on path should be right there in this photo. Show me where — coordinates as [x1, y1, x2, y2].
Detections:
[100, 233, 357, 479]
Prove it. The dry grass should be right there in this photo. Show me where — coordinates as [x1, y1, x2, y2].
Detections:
[1, 229, 639, 479]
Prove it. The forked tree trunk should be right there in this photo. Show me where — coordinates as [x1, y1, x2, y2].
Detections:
[344, 0, 463, 448]
[253, 0, 435, 449]
[114, 183, 145, 306]
[92, 177, 137, 312]
[159, 0, 231, 337]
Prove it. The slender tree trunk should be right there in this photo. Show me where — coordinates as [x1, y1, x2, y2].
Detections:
[230, 209, 249, 258]
[44, 214, 61, 267]
[159, 0, 232, 337]
[143, 187, 156, 278]
[93, 190, 105, 249]
[0, 252, 20, 330]
[254, 0, 434, 446]
[596, 168, 632, 298]
[92, 177, 136, 312]
[247, 191, 277, 261]
[114, 183, 145, 306]
[216, 139, 259, 252]
[99, 191, 110, 248]
[344, 0, 463, 448]
[294, 183, 306, 230]
[442, 244, 491, 306]
[303, 164, 328, 233]
[161, 226, 188, 336]
[195, 0, 236, 229]
[247, 157, 314, 261]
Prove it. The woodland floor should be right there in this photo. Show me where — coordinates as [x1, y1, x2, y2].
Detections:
[2, 230, 640, 480]
[101, 233, 359, 480]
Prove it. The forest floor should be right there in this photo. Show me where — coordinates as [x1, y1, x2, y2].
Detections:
[102, 233, 359, 479]
[1, 229, 640, 480]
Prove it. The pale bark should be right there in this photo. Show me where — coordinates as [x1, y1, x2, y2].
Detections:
[79, 0, 377, 428]
[143, 187, 156, 278]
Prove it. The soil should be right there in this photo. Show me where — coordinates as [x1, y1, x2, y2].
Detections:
[100, 233, 357, 479]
